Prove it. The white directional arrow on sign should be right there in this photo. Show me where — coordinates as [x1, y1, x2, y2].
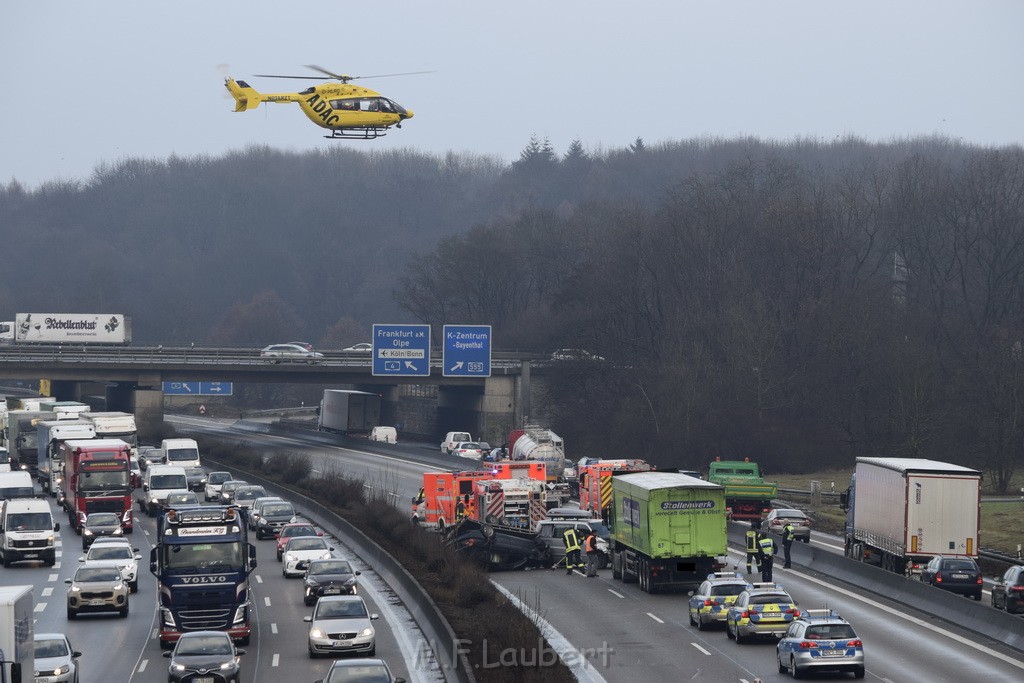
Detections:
[449, 361, 464, 372]
[404, 361, 417, 371]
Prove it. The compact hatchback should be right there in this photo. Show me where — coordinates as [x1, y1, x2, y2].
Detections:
[452, 442, 486, 459]
[920, 556, 983, 600]
[81, 512, 124, 551]
[283, 536, 334, 577]
[303, 558, 361, 605]
[80, 539, 142, 593]
[319, 658, 405, 683]
[776, 609, 865, 679]
[34, 632, 82, 683]
[304, 595, 378, 658]
[164, 630, 245, 683]
[276, 522, 322, 560]
[205, 471, 233, 501]
[66, 564, 129, 619]
[992, 564, 1024, 613]
[687, 572, 750, 630]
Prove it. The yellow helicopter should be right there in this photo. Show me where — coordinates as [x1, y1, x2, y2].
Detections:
[224, 65, 426, 139]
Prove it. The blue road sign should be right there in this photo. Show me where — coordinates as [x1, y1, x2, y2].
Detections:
[162, 381, 233, 396]
[443, 325, 492, 377]
[200, 382, 233, 396]
[372, 324, 431, 377]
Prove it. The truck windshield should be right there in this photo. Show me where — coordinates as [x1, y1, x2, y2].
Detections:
[151, 475, 187, 489]
[79, 470, 129, 492]
[0, 450, 8, 464]
[167, 448, 199, 463]
[163, 542, 244, 572]
[5, 512, 52, 530]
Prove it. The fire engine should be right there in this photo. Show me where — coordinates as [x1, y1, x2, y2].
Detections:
[474, 478, 547, 531]
[578, 459, 653, 518]
[417, 463, 549, 530]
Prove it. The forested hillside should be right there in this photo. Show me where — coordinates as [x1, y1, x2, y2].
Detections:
[2, 135, 1022, 484]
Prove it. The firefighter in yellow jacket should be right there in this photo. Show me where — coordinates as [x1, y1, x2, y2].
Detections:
[562, 526, 584, 575]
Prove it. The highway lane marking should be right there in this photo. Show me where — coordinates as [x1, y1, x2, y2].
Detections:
[34, 602, 45, 613]
[48, 573, 58, 581]
[647, 612, 664, 623]
[151, 628, 159, 640]
[264, 596, 272, 607]
[272, 653, 280, 667]
[41, 587, 53, 597]
[767, 553, 1024, 672]
[607, 589, 625, 599]
[271, 623, 278, 634]
[138, 659, 148, 673]
[255, 574, 263, 583]
[691, 643, 711, 655]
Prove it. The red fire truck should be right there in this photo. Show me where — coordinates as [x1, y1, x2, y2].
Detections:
[578, 459, 653, 518]
[474, 478, 548, 531]
[60, 438, 133, 534]
[417, 463, 549, 530]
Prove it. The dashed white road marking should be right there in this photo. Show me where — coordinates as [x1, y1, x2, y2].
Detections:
[42, 587, 53, 597]
[607, 589, 625, 599]
[271, 623, 278, 634]
[34, 602, 46, 613]
[138, 659, 148, 673]
[48, 573, 58, 581]
[691, 643, 711, 655]
[647, 612, 664, 624]
[264, 596, 272, 607]
[255, 575, 263, 584]
[272, 653, 280, 667]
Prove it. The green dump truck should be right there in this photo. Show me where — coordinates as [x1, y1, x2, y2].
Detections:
[610, 472, 728, 592]
[706, 459, 778, 522]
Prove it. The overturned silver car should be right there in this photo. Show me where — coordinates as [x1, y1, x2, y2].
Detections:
[445, 518, 552, 571]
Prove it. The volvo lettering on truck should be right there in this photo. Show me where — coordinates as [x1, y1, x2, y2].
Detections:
[150, 506, 256, 648]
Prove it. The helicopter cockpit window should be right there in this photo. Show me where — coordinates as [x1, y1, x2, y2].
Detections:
[378, 99, 395, 113]
[331, 99, 358, 111]
[300, 87, 316, 95]
[357, 98, 380, 112]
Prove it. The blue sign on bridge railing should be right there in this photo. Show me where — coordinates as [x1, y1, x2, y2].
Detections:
[372, 324, 431, 377]
[443, 325, 492, 377]
[163, 381, 234, 396]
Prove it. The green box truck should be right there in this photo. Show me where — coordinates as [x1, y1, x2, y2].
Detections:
[610, 472, 728, 592]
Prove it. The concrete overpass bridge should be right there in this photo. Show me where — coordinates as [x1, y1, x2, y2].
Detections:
[0, 344, 544, 441]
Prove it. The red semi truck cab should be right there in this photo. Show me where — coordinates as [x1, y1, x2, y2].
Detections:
[60, 438, 133, 534]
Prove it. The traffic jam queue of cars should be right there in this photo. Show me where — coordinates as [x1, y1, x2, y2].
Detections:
[1, 456, 406, 683]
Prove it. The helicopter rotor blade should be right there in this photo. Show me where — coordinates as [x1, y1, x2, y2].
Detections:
[253, 73, 327, 80]
[304, 64, 351, 81]
[348, 70, 436, 80]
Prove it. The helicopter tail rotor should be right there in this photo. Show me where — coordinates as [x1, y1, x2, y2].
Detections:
[224, 78, 262, 112]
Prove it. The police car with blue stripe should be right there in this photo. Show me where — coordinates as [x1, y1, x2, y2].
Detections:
[687, 572, 748, 630]
[776, 608, 865, 679]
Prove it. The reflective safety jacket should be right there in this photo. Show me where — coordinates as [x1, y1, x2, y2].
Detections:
[563, 527, 581, 552]
[585, 533, 598, 553]
[758, 537, 777, 557]
[782, 524, 795, 544]
[745, 529, 759, 552]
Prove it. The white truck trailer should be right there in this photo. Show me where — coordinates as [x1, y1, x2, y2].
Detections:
[36, 420, 96, 494]
[841, 457, 981, 575]
[317, 390, 381, 434]
[0, 585, 33, 683]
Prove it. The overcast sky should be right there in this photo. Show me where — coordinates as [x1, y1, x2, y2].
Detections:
[2, 1, 1021, 188]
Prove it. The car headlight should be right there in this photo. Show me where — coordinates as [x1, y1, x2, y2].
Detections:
[220, 660, 238, 670]
[55, 664, 71, 674]
[113, 528, 123, 535]
[47, 535, 55, 543]
[84, 529, 93, 536]
[309, 627, 325, 639]
[306, 579, 320, 587]
[115, 583, 125, 591]
[359, 627, 374, 637]
[285, 554, 296, 562]
[321, 552, 331, 559]
[69, 585, 81, 593]
[172, 663, 186, 672]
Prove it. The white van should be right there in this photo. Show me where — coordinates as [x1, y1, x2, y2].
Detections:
[0, 470, 34, 499]
[0, 496, 60, 567]
[370, 426, 398, 444]
[138, 465, 189, 517]
[161, 438, 201, 468]
[440, 431, 472, 455]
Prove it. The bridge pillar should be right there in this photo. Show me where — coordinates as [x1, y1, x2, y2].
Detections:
[106, 383, 135, 413]
[480, 376, 517, 446]
[132, 388, 164, 442]
[49, 380, 83, 402]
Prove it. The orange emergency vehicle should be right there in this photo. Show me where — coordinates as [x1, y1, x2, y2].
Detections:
[474, 478, 548, 531]
[578, 459, 653, 518]
[418, 463, 549, 530]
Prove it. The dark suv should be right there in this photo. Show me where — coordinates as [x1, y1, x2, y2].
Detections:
[991, 564, 1024, 613]
[920, 556, 983, 600]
